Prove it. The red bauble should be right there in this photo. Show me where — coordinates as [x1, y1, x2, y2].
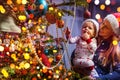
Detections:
[4, 46, 9, 52]
[22, 69, 27, 75]
[84, 9, 91, 19]
[45, 13, 56, 24]
[56, 20, 64, 28]
[56, 54, 62, 61]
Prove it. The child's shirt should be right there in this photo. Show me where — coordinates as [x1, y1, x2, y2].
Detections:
[69, 36, 97, 60]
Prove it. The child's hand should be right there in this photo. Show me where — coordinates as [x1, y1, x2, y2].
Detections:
[64, 27, 71, 39]
[82, 32, 90, 40]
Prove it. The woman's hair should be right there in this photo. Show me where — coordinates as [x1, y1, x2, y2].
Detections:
[97, 35, 120, 66]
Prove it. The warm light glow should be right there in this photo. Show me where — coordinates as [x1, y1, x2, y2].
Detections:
[49, 7, 53, 11]
[16, 0, 22, 4]
[1, 69, 9, 78]
[95, 13, 101, 19]
[18, 15, 26, 21]
[0, 46, 4, 51]
[94, 0, 100, 5]
[22, 27, 27, 31]
[58, 12, 62, 17]
[0, 5, 6, 14]
[56, 70, 60, 74]
[7, 0, 13, 5]
[53, 49, 57, 53]
[105, 0, 110, 5]
[0, 5, 3, 10]
[1, 9, 6, 14]
[117, 7, 120, 12]
[24, 63, 30, 69]
[22, 0, 27, 4]
[23, 53, 30, 60]
[39, 4, 44, 10]
[100, 4, 105, 10]
[11, 54, 16, 59]
[38, 28, 42, 32]
[10, 63, 16, 69]
[41, 25, 46, 29]
[49, 57, 53, 63]
[112, 40, 118, 45]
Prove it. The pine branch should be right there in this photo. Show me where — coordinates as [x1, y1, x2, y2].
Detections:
[48, 1, 88, 7]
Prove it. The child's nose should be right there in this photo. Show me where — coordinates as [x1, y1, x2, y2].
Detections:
[85, 27, 88, 30]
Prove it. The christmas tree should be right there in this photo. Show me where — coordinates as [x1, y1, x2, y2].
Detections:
[0, 0, 91, 79]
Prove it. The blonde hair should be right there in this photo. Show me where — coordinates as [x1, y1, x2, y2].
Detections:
[97, 35, 120, 66]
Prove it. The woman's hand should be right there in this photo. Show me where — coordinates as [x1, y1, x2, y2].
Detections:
[88, 76, 96, 80]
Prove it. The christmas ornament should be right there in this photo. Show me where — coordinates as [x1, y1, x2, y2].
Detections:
[56, 54, 62, 61]
[83, 9, 91, 19]
[45, 12, 57, 24]
[26, 0, 48, 17]
[56, 20, 64, 28]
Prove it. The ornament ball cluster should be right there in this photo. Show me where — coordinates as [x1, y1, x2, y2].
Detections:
[26, 0, 48, 18]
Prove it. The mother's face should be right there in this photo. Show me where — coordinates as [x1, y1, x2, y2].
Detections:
[99, 19, 114, 39]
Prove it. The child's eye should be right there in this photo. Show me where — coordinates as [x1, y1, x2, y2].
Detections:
[88, 27, 92, 29]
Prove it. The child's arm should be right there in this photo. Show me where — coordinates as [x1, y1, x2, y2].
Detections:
[69, 36, 79, 43]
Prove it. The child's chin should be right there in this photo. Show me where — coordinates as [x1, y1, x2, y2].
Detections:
[81, 32, 86, 35]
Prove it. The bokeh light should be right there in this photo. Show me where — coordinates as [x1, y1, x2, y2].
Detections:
[117, 7, 120, 12]
[105, 0, 110, 5]
[94, 0, 100, 5]
[112, 40, 118, 45]
[95, 13, 101, 19]
[100, 4, 105, 10]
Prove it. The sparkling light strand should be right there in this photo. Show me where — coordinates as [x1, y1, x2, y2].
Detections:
[28, 33, 64, 70]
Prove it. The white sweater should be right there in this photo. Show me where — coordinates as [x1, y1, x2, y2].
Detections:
[69, 36, 97, 67]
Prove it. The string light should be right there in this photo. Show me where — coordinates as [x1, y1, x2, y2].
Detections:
[22, 0, 27, 4]
[95, 13, 101, 19]
[105, 0, 110, 5]
[117, 7, 120, 12]
[100, 4, 105, 10]
[94, 0, 100, 5]
[0, 46, 4, 51]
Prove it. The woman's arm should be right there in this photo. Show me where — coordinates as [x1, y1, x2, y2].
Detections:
[95, 63, 120, 80]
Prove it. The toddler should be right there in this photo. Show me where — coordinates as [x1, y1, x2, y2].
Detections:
[65, 19, 99, 76]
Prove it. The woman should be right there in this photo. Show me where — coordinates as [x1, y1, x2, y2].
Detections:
[92, 13, 120, 80]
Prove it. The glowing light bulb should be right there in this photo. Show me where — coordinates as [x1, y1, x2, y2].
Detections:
[112, 40, 118, 45]
[94, 0, 99, 5]
[95, 14, 101, 19]
[105, 0, 110, 5]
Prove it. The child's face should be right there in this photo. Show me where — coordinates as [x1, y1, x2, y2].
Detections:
[99, 19, 114, 39]
[81, 21, 95, 38]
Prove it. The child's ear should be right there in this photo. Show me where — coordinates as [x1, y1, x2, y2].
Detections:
[0, 16, 21, 33]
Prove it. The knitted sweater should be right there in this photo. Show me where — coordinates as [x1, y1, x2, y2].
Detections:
[69, 36, 97, 67]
